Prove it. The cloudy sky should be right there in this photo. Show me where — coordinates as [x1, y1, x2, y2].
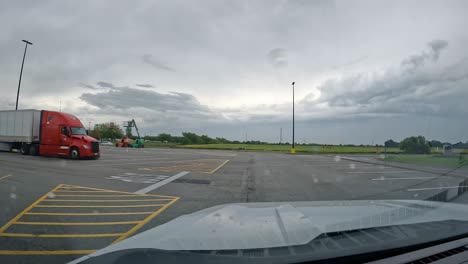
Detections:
[1, 0, 467, 144]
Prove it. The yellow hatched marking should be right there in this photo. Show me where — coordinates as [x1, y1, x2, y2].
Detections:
[0, 184, 63, 234]
[14, 221, 140, 226]
[53, 194, 151, 197]
[58, 185, 177, 198]
[0, 183, 180, 254]
[35, 204, 165, 208]
[0, 250, 95, 255]
[112, 196, 180, 244]
[25, 211, 154, 216]
[0, 233, 122, 238]
[41, 199, 173, 202]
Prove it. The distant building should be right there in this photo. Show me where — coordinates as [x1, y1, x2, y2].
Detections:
[442, 144, 453, 156]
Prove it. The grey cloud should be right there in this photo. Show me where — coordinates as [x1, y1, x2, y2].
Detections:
[311, 39, 468, 119]
[142, 54, 175, 72]
[267, 48, 288, 68]
[78, 83, 99, 90]
[401, 39, 448, 69]
[96, 81, 116, 88]
[79, 86, 222, 127]
[136, 84, 154, 88]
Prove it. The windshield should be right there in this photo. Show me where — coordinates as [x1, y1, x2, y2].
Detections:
[1, 1, 467, 264]
[71, 127, 87, 135]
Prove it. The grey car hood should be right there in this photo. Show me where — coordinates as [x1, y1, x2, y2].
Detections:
[70, 200, 468, 263]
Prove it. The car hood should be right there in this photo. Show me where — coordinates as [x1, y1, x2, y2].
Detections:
[69, 200, 468, 263]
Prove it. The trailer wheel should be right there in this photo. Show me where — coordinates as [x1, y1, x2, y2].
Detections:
[69, 147, 80, 159]
[29, 145, 38, 156]
[20, 144, 30, 155]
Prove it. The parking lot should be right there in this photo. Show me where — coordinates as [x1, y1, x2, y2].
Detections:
[0, 147, 467, 263]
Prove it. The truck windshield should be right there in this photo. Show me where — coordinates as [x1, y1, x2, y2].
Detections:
[71, 127, 87, 135]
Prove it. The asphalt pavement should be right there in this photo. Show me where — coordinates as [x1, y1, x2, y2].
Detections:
[0, 147, 467, 264]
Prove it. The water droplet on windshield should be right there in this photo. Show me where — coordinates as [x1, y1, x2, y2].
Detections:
[47, 192, 55, 199]
[10, 193, 16, 199]
[349, 163, 356, 169]
[334, 155, 341, 162]
[413, 193, 419, 198]
[313, 178, 319, 183]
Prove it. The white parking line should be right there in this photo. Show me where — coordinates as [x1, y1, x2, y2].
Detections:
[372, 176, 436, 181]
[134, 171, 190, 194]
[407, 186, 468, 191]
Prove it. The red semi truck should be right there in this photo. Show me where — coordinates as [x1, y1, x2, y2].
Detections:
[0, 109, 100, 159]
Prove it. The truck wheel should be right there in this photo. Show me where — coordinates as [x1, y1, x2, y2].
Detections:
[20, 144, 30, 155]
[69, 147, 80, 159]
[29, 145, 38, 156]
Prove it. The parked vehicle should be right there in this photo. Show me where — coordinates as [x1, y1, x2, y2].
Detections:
[100, 141, 113, 146]
[0, 109, 100, 159]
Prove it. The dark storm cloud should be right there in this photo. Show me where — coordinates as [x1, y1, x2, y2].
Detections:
[1, 1, 467, 143]
[136, 84, 154, 88]
[78, 83, 99, 90]
[310, 39, 468, 119]
[96, 81, 116, 89]
[142, 54, 175, 72]
[401, 39, 448, 69]
[79, 86, 221, 126]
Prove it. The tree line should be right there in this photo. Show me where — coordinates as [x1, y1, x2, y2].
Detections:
[385, 136, 468, 154]
[89, 123, 268, 145]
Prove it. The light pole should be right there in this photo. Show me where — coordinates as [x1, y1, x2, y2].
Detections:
[291, 81, 296, 154]
[16, 40, 33, 110]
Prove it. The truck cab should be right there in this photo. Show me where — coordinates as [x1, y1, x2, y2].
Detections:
[39, 111, 100, 159]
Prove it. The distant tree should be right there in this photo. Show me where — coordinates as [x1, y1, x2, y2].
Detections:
[384, 139, 400, 148]
[92, 123, 125, 140]
[429, 140, 443, 148]
[400, 136, 431, 154]
[158, 133, 172, 142]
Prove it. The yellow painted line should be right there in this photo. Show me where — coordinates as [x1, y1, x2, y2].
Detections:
[112, 196, 180, 244]
[0, 174, 12, 181]
[0, 233, 123, 238]
[53, 194, 152, 197]
[0, 250, 95, 255]
[35, 204, 166, 208]
[41, 199, 173, 202]
[209, 160, 230, 174]
[58, 185, 178, 198]
[25, 211, 154, 216]
[54, 190, 115, 193]
[0, 184, 64, 234]
[14, 221, 140, 226]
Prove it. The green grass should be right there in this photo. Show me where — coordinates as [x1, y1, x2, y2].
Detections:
[384, 154, 468, 168]
[175, 144, 401, 154]
[143, 141, 178, 148]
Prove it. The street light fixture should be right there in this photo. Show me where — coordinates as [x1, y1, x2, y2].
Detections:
[291, 81, 296, 154]
[16, 39, 33, 110]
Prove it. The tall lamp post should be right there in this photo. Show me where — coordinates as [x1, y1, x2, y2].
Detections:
[16, 40, 33, 110]
[291, 81, 296, 154]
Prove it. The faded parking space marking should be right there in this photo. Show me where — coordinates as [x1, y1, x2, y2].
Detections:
[106, 173, 171, 184]
[141, 159, 229, 174]
[0, 175, 11, 182]
[0, 184, 179, 255]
